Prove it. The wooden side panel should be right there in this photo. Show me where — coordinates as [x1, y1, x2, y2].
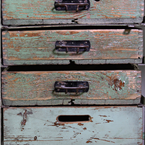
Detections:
[2, 71, 141, 105]
[0, 109, 3, 145]
[3, 106, 142, 145]
[2, 0, 144, 25]
[2, 29, 143, 65]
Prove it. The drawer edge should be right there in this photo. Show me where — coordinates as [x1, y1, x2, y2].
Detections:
[3, 59, 143, 66]
[3, 18, 144, 26]
[2, 98, 141, 106]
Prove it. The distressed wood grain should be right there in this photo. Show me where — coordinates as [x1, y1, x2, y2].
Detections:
[2, 29, 143, 65]
[3, 106, 142, 144]
[2, 0, 144, 25]
[2, 71, 141, 105]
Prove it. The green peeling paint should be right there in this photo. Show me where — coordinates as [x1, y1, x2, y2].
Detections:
[2, 71, 141, 105]
[2, 0, 143, 24]
[2, 30, 143, 65]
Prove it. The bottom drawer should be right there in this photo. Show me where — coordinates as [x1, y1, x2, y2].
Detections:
[3, 106, 142, 145]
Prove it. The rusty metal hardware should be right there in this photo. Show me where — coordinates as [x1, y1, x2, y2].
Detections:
[54, 81, 89, 94]
[54, 0, 90, 11]
[55, 40, 90, 53]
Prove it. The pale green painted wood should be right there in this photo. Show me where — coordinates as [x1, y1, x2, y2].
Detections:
[4, 106, 142, 144]
[2, 71, 141, 105]
[2, 98, 141, 106]
[2, 0, 144, 25]
[2, 29, 143, 65]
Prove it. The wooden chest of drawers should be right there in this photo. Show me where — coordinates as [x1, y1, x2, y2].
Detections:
[1, 0, 145, 144]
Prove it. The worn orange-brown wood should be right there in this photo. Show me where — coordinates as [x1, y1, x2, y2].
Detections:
[2, 29, 143, 65]
[2, 71, 141, 105]
[2, 0, 144, 25]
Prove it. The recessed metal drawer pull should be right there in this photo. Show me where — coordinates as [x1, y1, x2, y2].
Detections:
[54, 81, 89, 94]
[57, 115, 91, 122]
[54, 0, 90, 11]
[55, 40, 90, 54]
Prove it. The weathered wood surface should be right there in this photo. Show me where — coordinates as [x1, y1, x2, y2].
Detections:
[2, 71, 141, 105]
[2, 29, 143, 65]
[2, 0, 144, 25]
[3, 106, 143, 144]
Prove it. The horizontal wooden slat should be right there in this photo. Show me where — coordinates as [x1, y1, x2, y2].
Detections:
[2, 29, 143, 65]
[2, 71, 141, 105]
[2, 0, 144, 25]
[3, 106, 142, 144]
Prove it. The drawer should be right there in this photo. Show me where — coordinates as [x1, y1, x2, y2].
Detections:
[3, 106, 143, 145]
[2, 71, 141, 106]
[2, 29, 143, 65]
[2, 0, 144, 26]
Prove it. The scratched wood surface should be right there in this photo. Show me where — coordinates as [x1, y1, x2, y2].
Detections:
[3, 106, 142, 145]
[2, 29, 143, 65]
[2, 0, 144, 25]
[2, 71, 141, 105]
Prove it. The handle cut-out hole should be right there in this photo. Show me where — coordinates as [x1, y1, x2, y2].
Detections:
[58, 115, 90, 122]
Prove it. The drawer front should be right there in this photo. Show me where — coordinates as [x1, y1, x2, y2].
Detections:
[2, 71, 141, 105]
[3, 106, 142, 145]
[2, 0, 144, 25]
[2, 29, 143, 65]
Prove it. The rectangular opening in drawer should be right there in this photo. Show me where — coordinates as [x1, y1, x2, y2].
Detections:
[58, 115, 91, 122]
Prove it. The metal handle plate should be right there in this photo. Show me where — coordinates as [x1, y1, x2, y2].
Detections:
[55, 40, 90, 54]
[54, 0, 90, 11]
[54, 81, 89, 94]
